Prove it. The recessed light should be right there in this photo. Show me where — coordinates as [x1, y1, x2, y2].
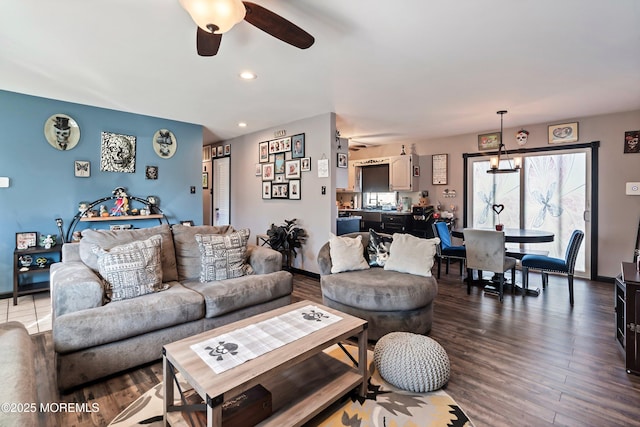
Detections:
[238, 122, 247, 128]
[239, 71, 257, 80]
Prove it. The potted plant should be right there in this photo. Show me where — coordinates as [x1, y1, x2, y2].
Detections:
[267, 218, 308, 269]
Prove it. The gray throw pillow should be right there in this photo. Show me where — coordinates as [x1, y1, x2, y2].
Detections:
[195, 228, 254, 282]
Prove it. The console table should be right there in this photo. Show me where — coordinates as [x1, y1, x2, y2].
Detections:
[615, 262, 640, 374]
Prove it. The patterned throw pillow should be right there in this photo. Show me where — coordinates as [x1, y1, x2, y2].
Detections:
[367, 229, 393, 267]
[93, 235, 166, 302]
[195, 228, 254, 282]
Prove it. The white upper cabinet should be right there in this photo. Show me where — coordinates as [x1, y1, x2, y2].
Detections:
[389, 154, 417, 191]
[348, 162, 362, 192]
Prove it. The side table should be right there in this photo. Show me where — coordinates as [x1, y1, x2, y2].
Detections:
[13, 244, 62, 305]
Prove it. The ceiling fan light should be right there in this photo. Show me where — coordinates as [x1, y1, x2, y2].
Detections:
[179, 0, 246, 34]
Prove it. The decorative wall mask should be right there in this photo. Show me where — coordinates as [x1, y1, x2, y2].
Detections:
[44, 113, 80, 150]
[100, 132, 136, 173]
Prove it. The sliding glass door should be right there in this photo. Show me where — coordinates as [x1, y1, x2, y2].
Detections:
[468, 148, 590, 276]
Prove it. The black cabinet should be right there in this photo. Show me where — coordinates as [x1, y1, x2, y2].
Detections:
[13, 244, 62, 305]
[381, 213, 413, 233]
[616, 262, 640, 375]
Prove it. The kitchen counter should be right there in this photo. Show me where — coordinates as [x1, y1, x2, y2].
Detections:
[338, 209, 413, 215]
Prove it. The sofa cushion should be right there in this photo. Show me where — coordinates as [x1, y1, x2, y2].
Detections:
[367, 229, 393, 267]
[183, 270, 293, 318]
[329, 234, 370, 274]
[321, 268, 438, 312]
[53, 282, 204, 353]
[172, 224, 235, 281]
[195, 229, 254, 281]
[93, 235, 168, 302]
[384, 234, 440, 277]
[79, 224, 178, 282]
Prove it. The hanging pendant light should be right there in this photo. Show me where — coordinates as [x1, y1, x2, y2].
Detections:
[487, 110, 521, 174]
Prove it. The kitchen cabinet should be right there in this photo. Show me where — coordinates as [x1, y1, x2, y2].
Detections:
[616, 262, 640, 374]
[348, 163, 362, 192]
[389, 155, 417, 191]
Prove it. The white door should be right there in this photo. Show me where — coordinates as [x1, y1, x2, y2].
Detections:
[213, 156, 230, 226]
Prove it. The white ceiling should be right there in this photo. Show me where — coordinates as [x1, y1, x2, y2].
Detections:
[1, 1, 639, 148]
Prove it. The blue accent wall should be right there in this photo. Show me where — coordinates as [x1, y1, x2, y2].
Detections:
[0, 90, 203, 295]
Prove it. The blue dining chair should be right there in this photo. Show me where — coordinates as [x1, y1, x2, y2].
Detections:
[432, 221, 466, 279]
[521, 230, 584, 306]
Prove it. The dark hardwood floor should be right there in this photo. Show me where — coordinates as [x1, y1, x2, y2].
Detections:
[32, 271, 640, 426]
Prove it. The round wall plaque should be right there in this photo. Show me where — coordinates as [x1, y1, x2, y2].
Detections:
[153, 129, 177, 159]
[44, 114, 80, 150]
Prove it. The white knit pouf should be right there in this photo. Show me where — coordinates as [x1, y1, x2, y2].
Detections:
[374, 332, 450, 392]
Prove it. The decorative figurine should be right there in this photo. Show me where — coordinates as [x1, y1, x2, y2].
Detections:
[35, 257, 48, 268]
[78, 202, 89, 217]
[100, 205, 109, 217]
[40, 234, 55, 249]
[111, 187, 129, 216]
[72, 231, 82, 242]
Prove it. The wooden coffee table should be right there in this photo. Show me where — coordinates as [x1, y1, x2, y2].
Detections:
[162, 300, 368, 427]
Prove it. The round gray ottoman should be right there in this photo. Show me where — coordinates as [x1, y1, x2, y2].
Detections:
[374, 332, 450, 392]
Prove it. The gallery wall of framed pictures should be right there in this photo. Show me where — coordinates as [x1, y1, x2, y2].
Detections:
[256, 133, 309, 200]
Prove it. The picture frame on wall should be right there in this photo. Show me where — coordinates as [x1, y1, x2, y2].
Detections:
[259, 141, 269, 162]
[300, 157, 311, 172]
[262, 181, 272, 199]
[145, 165, 158, 180]
[272, 183, 289, 199]
[477, 133, 500, 151]
[548, 122, 579, 144]
[74, 160, 90, 177]
[289, 179, 301, 200]
[285, 159, 301, 179]
[269, 137, 291, 154]
[16, 232, 37, 250]
[274, 153, 285, 174]
[211, 146, 217, 158]
[337, 153, 348, 168]
[623, 130, 639, 153]
[291, 133, 305, 158]
[202, 172, 208, 189]
[275, 174, 285, 183]
[262, 163, 275, 181]
[224, 144, 231, 156]
[217, 146, 224, 157]
[255, 163, 262, 176]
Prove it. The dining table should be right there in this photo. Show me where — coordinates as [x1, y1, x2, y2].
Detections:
[451, 227, 555, 297]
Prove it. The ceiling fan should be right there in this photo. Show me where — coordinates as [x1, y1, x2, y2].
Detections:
[179, 0, 315, 56]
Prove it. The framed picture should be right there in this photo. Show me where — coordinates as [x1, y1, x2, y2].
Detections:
[145, 165, 158, 180]
[275, 174, 285, 183]
[274, 153, 285, 174]
[624, 130, 639, 153]
[152, 129, 177, 159]
[289, 179, 301, 200]
[259, 141, 269, 162]
[211, 145, 217, 158]
[548, 122, 579, 144]
[432, 154, 448, 185]
[413, 165, 420, 177]
[272, 183, 289, 199]
[269, 137, 291, 154]
[74, 160, 90, 177]
[100, 132, 136, 173]
[217, 146, 224, 157]
[317, 158, 329, 178]
[478, 133, 500, 151]
[291, 133, 305, 158]
[16, 232, 37, 250]
[224, 144, 231, 156]
[285, 159, 301, 179]
[255, 163, 262, 176]
[202, 172, 208, 189]
[262, 181, 272, 199]
[300, 157, 311, 172]
[44, 113, 80, 151]
[337, 152, 348, 168]
[262, 162, 275, 181]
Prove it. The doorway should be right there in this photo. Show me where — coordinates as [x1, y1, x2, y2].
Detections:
[202, 148, 230, 226]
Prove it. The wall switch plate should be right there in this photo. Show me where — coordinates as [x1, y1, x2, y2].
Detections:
[626, 182, 640, 195]
[0, 177, 9, 188]
[321, 186, 326, 195]
[190, 186, 196, 194]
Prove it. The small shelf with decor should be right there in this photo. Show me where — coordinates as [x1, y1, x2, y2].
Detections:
[13, 244, 62, 305]
[65, 188, 169, 242]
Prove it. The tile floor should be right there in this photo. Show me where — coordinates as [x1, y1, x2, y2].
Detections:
[0, 293, 52, 334]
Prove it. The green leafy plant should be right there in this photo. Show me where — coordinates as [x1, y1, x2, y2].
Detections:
[267, 219, 308, 266]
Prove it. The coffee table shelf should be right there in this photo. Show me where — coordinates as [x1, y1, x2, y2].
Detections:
[163, 301, 368, 427]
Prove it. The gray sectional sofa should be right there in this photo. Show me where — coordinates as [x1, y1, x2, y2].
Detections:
[50, 224, 293, 391]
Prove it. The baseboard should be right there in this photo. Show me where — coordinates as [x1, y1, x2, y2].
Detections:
[289, 267, 320, 279]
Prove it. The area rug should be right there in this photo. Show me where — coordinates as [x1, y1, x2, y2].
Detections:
[108, 344, 474, 427]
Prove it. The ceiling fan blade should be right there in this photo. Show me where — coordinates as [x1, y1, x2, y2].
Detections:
[242, 2, 314, 49]
[196, 27, 222, 56]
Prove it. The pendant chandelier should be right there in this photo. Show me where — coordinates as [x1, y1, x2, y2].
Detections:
[487, 110, 522, 174]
